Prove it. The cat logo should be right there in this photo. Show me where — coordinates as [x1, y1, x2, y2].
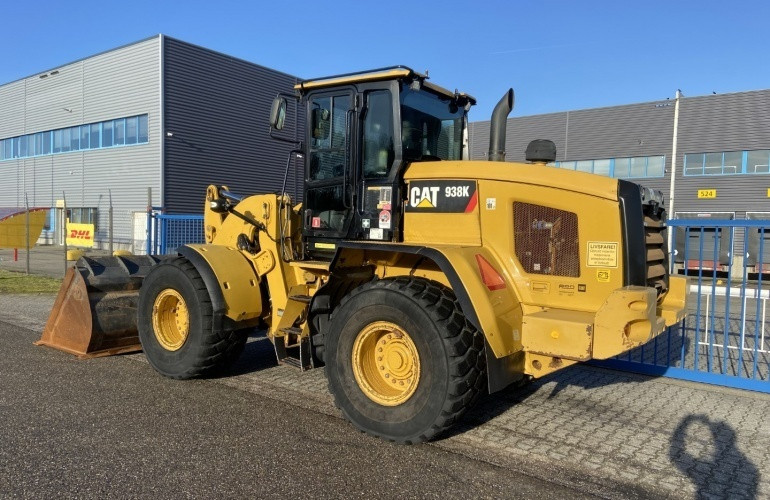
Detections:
[410, 186, 440, 208]
[405, 180, 477, 213]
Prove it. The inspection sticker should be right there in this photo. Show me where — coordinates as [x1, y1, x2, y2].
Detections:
[587, 241, 618, 268]
[596, 270, 611, 282]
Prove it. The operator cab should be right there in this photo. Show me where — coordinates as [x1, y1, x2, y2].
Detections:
[270, 66, 475, 259]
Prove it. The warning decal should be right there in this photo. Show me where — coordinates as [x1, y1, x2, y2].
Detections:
[587, 241, 618, 268]
[405, 180, 477, 213]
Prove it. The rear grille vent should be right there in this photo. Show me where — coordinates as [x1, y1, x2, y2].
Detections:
[643, 203, 669, 296]
[513, 202, 580, 277]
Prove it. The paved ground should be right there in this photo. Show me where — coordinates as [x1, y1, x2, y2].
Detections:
[2, 293, 769, 498]
[4, 317, 611, 499]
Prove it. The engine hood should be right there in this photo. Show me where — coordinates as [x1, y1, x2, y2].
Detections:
[403, 161, 620, 202]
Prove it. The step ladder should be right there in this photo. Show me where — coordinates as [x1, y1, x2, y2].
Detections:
[273, 287, 314, 371]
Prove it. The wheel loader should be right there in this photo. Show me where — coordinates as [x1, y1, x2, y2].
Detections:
[38, 66, 688, 444]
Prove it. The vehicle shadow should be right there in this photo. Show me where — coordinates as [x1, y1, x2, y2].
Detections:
[444, 361, 662, 440]
[669, 414, 759, 499]
[210, 333, 279, 378]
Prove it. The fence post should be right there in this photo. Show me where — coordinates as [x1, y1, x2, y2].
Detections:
[62, 191, 68, 276]
[108, 189, 114, 254]
[146, 187, 152, 255]
[25, 193, 30, 275]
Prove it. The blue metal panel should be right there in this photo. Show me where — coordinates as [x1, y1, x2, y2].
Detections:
[146, 211, 204, 255]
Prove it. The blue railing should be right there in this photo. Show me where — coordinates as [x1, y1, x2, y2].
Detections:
[595, 219, 770, 393]
[146, 210, 204, 255]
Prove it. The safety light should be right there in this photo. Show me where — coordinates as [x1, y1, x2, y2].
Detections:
[475, 254, 506, 291]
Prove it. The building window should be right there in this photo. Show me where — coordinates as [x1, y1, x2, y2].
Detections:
[684, 149, 770, 176]
[554, 155, 666, 179]
[67, 207, 98, 231]
[0, 114, 149, 162]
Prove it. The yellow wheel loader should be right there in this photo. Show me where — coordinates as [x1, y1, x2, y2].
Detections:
[39, 66, 688, 444]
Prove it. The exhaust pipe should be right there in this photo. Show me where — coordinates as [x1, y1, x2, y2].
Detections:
[488, 88, 514, 162]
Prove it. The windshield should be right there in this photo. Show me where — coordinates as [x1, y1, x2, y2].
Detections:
[400, 84, 465, 161]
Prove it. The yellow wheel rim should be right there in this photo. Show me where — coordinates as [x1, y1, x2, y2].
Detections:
[152, 288, 190, 351]
[351, 321, 420, 406]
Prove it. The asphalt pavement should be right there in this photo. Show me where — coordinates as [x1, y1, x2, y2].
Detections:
[1, 293, 769, 499]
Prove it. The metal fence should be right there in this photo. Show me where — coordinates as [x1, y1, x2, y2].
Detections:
[596, 219, 770, 393]
[146, 211, 204, 255]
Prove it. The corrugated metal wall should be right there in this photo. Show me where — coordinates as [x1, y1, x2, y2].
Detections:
[162, 38, 303, 213]
[675, 91, 770, 214]
[0, 37, 162, 246]
[469, 90, 770, 218]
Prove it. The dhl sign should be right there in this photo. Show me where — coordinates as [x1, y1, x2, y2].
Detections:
[66, 221, 95, 248]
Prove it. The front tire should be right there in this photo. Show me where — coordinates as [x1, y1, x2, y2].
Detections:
[138, 257, 246, 379]
[325, 277, 486, 444]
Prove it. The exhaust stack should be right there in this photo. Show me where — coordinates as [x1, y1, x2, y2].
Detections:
[488, 88, 514, 162]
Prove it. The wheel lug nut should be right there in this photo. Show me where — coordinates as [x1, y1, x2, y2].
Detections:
[385, 373, 390, 378]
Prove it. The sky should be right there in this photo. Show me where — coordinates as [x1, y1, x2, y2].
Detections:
[2, 0, 770, 120]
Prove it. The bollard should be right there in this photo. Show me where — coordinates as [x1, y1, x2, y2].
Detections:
[14, 248, 18, 261]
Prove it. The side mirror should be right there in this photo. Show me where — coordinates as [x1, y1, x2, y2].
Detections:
[270, 97, 287, 130]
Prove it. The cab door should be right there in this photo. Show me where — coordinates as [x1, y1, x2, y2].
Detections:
[303, 90, 355, 254]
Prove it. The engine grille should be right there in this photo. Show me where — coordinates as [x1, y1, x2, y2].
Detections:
[643, 201, 669, 296]
[513, 202, 580, 277]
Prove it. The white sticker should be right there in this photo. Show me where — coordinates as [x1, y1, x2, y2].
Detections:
[361, 219, 370, 229]
[369, 228, 384, 240]
[533, 263, 541, 271]
[485, 198, 496, 210]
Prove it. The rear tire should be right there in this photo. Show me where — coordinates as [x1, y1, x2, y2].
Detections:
[325, 277, 486, 444]
[138, 257, 247, 379]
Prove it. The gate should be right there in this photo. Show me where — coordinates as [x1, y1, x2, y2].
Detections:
[146, 211, 204, 255]
[595, 219, 770, 393]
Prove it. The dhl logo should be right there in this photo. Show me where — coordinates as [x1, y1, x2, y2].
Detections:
[69, 229, 92, 240]
[66, 222, 95, 247]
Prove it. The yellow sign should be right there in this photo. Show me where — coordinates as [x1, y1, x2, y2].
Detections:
[587, 241, 618, 268]
[767, 188, 770, 198]
[697, 189, 717, 199]
[66, 221, 95, 248]
[0, 208, 47, 248]
[596, 269, 611, 282]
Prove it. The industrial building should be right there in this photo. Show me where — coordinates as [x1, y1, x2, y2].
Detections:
[0, 35, 300, 251]
[2, 35, 770, 255]
[469, 89, 770, 220]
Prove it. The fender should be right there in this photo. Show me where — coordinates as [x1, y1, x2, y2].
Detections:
[331, 241, 524, 393]
[178, 244, 262, 323]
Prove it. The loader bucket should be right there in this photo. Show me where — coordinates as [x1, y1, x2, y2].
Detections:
[36, 255, 161, 358]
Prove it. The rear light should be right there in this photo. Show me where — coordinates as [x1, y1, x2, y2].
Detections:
[475, 254, 506, 291]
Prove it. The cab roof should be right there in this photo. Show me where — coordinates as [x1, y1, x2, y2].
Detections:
[294, 65, 476, 105]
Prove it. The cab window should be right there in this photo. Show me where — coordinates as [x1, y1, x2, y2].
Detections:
[362, 90, 395, 178]
[309, 95, 350, 181]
